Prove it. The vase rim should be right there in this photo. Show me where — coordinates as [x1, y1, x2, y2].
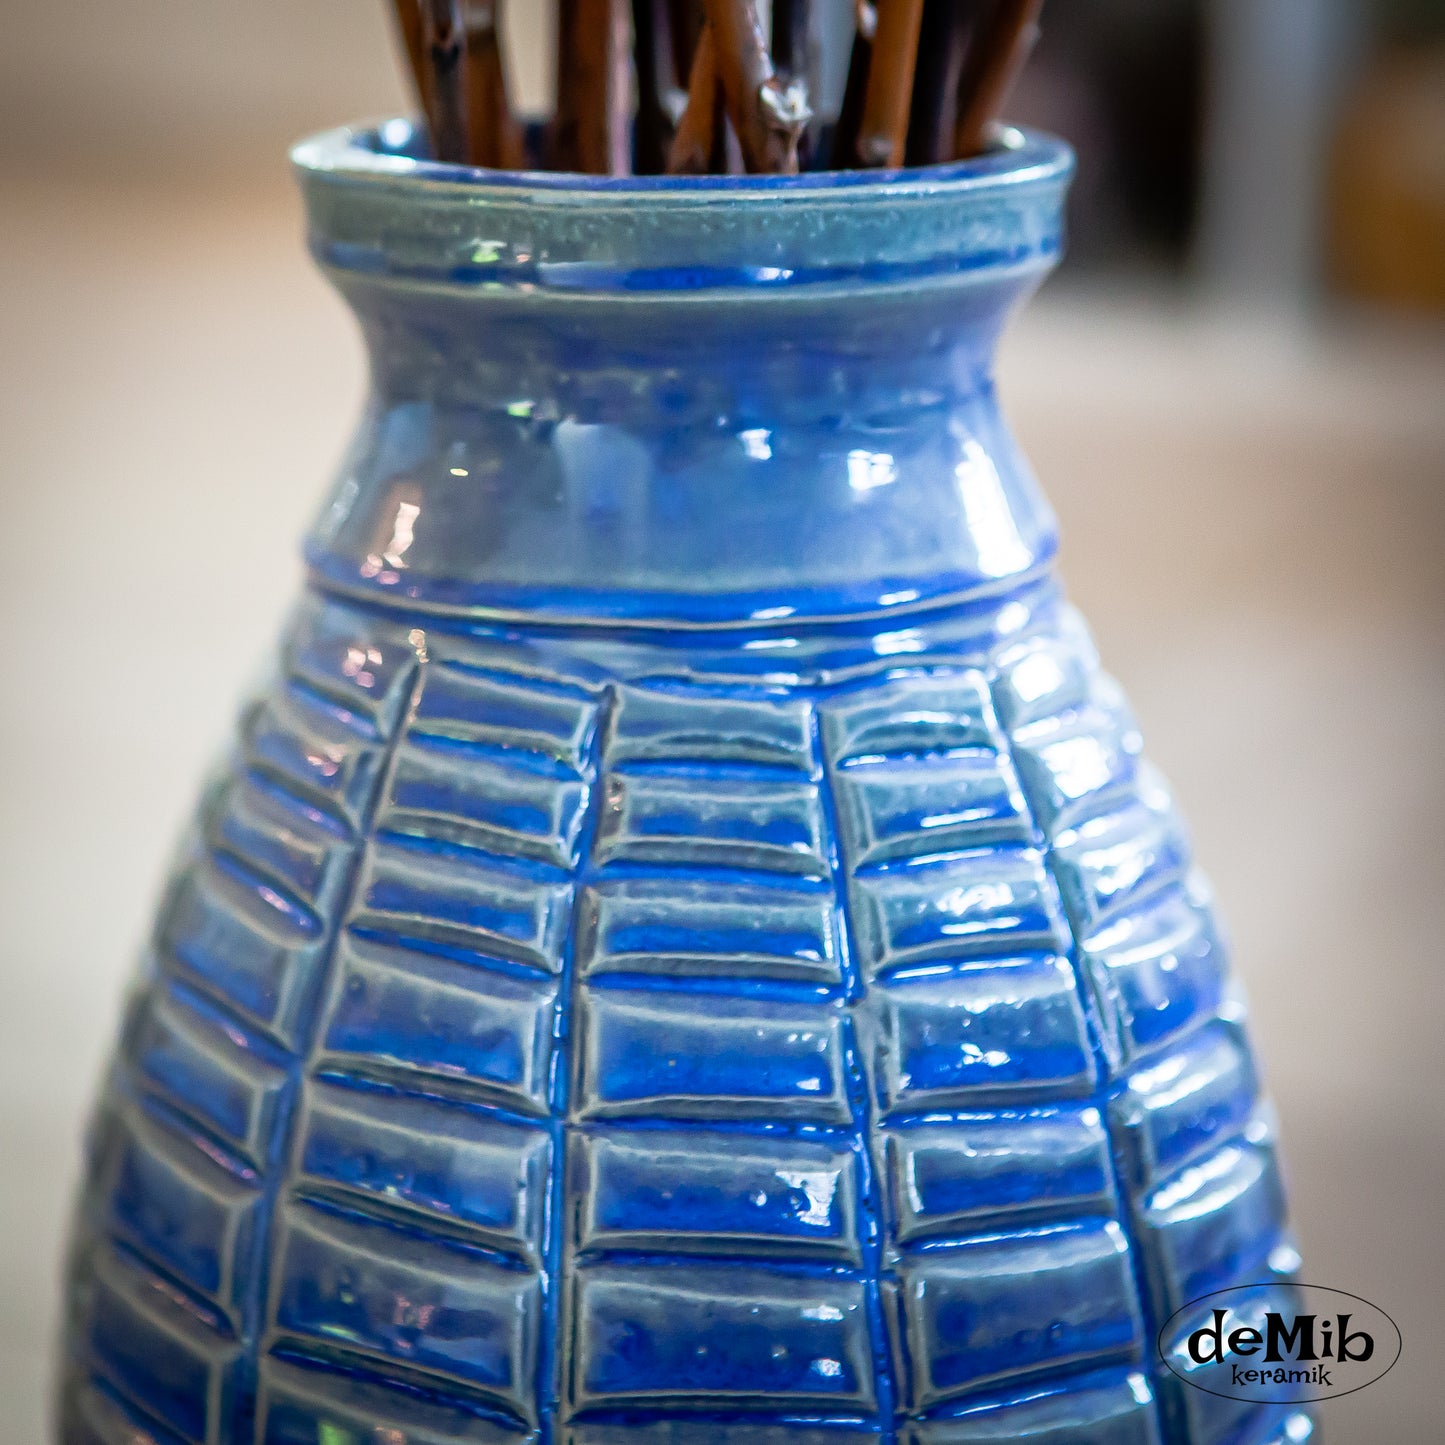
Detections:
[293, 119, 1072, 301]
[292, 117, 1073, 201]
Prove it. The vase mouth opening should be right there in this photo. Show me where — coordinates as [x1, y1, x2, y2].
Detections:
[293, 119, 1072, 300]
[293, 117, 1072, 200]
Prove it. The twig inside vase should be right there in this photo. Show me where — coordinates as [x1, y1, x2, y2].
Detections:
[392, 0, 433, 117]
[953, 0, 1043, 157]
[770, 0, 816, 164]
[905, 0, 973, 165]
[388, 0, 1045, 176]
[702, 0, 809, 174]
[830, 1, 875, 168]
[856, 0, 925, 167]
[420, 0, 470, 163]
[553, 0, 634, 174]
[634, 0, 674, 173]
[668, 22, 726, 173]
[463, 1, 524, 168]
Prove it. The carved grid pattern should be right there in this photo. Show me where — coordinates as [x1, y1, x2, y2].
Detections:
[61, 594, 1311, 1445]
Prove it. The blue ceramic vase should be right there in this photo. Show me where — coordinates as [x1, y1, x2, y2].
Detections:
[60, 123, 1309, 1445]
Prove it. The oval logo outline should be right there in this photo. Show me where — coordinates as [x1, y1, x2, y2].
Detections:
[1158, 1283, 1402, 1405]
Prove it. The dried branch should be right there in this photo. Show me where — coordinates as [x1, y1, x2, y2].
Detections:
[463, 1, 524, 168]
[553, 0, 634, 174]
[830, 1, 875, 168]
[905, 0, 973, 165]
[419, 0, 469, 163]
[633, 0, 705, 173]
[856, 0, 925, 167]
[634, 0, 676, 173]
[953, 0, 1043, 158]
[667, 22, 726, 173]
[702, 0, 809, 174]
[392, 0, 433, 115]
[770, 0, 817, 165]
[770, 0, 810, 74]
[390, 0, 1045, 178]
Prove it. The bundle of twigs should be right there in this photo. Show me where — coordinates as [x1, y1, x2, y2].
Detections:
[391, 0, 1042, 175]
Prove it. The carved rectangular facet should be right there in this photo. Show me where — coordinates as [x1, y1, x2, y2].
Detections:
[411, 664, 599, 771]
[381, 738, 591, 868]
[868, 957, 1095, 1111]
[1080, 884, 1228, 1066]
[257, 1357, 532, 1445]
[897, 1221, 1143, 1410]
[85, 1245, 242, 1443]
[293, 1080, 551, 1262]
[1052, 795, 1190, 939]
[205, 776, 353, 917]
[268, 1200, 541, 1423]
[848, 849, 1066, 979]
[991, 622, 1097, 733]
[593, 772, 828, 875]
[160, 856, 327, 1051]
[568, 1425, 877, 1445]
[832, 751, 1031, 866]
[131, 986, 289, 1169]
[67, 1381, 196, 1445]
[577, 877, 839, 983]
[883, 1107, 1115, 1243]
[1010, 695, 1141, 835]
[1138, 1140, 1289, 1317]
[317, 936, 557, 1116]
[567, 1263, 874, 1412]
[243, 685, 386, 829]
[353, 837, 574, 972]
[575, 989, 850, 1123]
[822, 671, 999, 762]
[903, 1368, 1160, 1444]
[285, 597, 417, 738]
[606, 686, 814, 770]
[573, 1128, 861, 1262]
[1109, 1023, 1258, 1192]
[104, 1108, 262, 1323]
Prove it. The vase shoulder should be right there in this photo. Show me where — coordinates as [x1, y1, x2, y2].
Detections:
[62, 584, 1306, 1444]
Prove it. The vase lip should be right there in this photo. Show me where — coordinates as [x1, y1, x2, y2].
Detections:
[292, 117, 1073, 200]
[293, 120, 1072, 300]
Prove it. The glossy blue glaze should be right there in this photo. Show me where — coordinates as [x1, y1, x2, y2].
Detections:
[61, 123, 1308, 1445]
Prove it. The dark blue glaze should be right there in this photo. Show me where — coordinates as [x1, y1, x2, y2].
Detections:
[60, 123, 1308, 1444]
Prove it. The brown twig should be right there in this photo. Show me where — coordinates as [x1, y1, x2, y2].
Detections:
[634, 0, 677, 173]
[667, 22, 726, 173]
[553, 0, 633, 174]
[392, 1, 433, 116]
[702, 0, 809, 173]
[770, 0, 816, 165]
[419, 0, 469, 163]
[953, 0, 1043, 158]
[829, 1, 875, 168]
[905, 0, 973, 165]
[856, 0, 925, 167]
[633, 1, 707, 173]
[462, 1, 524, 167]
[667, 0, 706, 80]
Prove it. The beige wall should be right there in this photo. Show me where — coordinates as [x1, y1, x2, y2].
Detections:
[0, 0, 558, 171]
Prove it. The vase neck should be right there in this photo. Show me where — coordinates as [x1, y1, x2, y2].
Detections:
[295, 124, 1072, 629]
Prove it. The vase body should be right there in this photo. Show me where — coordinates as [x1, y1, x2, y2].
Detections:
[60, 126, 1308, 1445]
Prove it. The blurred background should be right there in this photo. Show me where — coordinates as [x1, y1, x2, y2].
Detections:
[0, 1, 1441, 1439]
